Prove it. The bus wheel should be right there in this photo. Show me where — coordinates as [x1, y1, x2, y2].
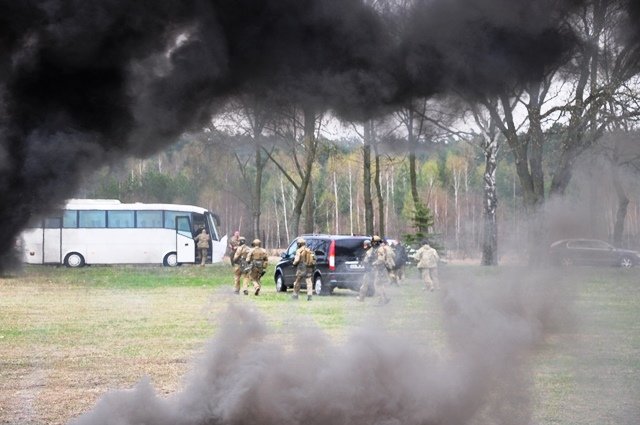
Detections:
[64, 253, 85, 268]
[163, 252, 178, 267]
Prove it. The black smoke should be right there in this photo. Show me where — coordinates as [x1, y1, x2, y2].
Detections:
[1, 0, 638, 271]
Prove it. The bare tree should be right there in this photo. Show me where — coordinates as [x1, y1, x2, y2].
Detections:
[266, 104, 320, 236]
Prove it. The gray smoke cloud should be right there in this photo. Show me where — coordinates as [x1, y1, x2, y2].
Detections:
[69, 270, 574, 425]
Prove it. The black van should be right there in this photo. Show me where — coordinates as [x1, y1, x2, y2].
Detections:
[274, 234, 374, 296]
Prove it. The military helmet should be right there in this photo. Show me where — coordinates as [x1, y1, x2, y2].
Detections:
[239, 236, 246, 245]
[371, 235, 382, 245]
[297, 237, 306, 247]
[252, 239, 261, 247]
[363, 239, 371, 248]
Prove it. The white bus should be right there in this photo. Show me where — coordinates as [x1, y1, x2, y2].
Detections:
[20, 199, 228, 267]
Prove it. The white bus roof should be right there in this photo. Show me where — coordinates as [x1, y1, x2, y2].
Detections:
[64, 199, 209, 214]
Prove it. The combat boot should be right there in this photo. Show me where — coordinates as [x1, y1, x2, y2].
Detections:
[291, 294, 299, 300]
[307, 295, 312, 301]
[243, 289, 248, 295]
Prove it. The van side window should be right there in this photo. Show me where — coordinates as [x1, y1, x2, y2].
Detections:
[314, 240, 328, 256]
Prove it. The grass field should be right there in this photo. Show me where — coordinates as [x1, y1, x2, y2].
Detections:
[0, 263, 638, 424]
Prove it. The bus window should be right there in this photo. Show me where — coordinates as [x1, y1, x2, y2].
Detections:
[63, 210, 78, 228]
[107, 210, 134, 228]
[79, 210, 106, 228]
[44, 217, 62, 228]
[136, 211, 162, 228]
[164, 211, 187, 229]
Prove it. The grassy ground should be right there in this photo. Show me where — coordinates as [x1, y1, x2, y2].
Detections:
[0, 263, 638, 424]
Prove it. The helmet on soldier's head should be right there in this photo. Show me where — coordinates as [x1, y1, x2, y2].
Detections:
[297, 237, 306, 247]
[252, 239, 261, 247]
[239, 236, 246, 245]
[363, 239, 371, 248]
[371, 235, 382, 245]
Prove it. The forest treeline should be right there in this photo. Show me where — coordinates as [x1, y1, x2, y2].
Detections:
[75, 0, 640, 265]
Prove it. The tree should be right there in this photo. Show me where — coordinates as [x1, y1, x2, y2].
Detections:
[470, 103, 501, 265]
[481, 1, 640, 262]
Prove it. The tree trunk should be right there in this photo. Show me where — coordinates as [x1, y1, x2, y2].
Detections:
[374, 144, 385, 237]
[290, 105, 317, 236]
[333, 171, 339, 234]
[280, 177, 290, 243]
[304, 179, 314, 233]
[481, 134, 499, 266]
[363, 120, 374, 235]
[251, 143, 265, 241]
[612, 159, 629, 246]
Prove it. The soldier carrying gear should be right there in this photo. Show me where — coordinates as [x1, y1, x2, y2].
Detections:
[232, 236, 251, 295]
[413, 240, 440, 291]
[292, 239, 316, 301]
[357, 235, 390, 305]
[232, 237, 246, 265]
[247, 239, 268, 295]
[228, 230, 241, 263]
[381, 239, 398, 286]
[194, 228, 210, 267]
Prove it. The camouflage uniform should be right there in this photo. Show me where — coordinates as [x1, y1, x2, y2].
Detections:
[292, 239, 315, 301]
[247, 239, 268, 296]
[194, 229, 210, 266]
[228, 232, 240, 263]
[358, 236, 391, 304]
[232, 238, 250, 294]
[381, 242, 398, 286]
[413, 243, 440, 291]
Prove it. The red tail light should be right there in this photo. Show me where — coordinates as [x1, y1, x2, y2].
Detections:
[329, 240, 336, 271]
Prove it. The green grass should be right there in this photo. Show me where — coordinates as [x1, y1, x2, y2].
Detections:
[0, 264, 638, 424]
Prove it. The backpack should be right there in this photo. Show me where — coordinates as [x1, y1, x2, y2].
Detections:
[305, 247, 316, 267]
[384, 245, 396, 270]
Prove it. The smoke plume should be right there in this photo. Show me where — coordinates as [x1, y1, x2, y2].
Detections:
[1, 0, 639, 271]
[69, 270, 574, 425]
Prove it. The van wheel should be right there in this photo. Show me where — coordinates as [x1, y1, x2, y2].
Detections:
[163, 252, 178, 267]
[64, 252, 85, 268]
[276, 273, 287, 292]
[314, 275, 331, 296]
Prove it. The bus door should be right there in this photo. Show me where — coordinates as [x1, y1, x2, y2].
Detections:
[43, 217, 62, 263]
[176, 216, 195, 263]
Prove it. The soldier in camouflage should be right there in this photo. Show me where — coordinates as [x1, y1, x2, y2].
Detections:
[228, 230, 241, 264]
[232, 236, 250, 295]
[194, 227, 210, 266]
[291, 238, 316, 301]
[247, 239, 269, 296]
[413, 240, 440, 291]
[357, 235, 391, 305]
